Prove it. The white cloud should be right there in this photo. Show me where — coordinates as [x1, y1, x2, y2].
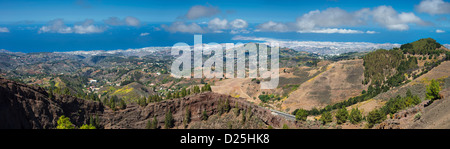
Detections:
[436, 29, 446, 33]
[255, 21, 291, 32]
[39, 19, 104, 34]
[297, 28, 364, 34]
[208, 18, 228, 30]
[206, 18, 249, 34]
[256, 6, 425, 32]
[161, 22, 205, 33]
[416, 0, 450, 15]
[125, 16, 141, 27]
[103, 16, 141, 27]
[140, 32, 150, 36]
[371, 6, 425, 31]
[0, 27, 10, 33]
[229, 19, 248, 29]
[366, 30, 378, 34]
[182, 5, 220, 20]
[295, 8, 365, 30]
[39, 19, 73, 34]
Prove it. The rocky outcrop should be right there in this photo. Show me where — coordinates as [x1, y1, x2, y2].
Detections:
[0, 77, 104, 129]
[0, 77, 293, 129]
[102, 92, 294, 129]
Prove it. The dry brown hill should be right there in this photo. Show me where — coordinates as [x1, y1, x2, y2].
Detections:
[282, 59, 367, 113]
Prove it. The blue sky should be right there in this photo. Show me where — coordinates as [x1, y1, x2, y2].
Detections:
[0, 0, 449, 52]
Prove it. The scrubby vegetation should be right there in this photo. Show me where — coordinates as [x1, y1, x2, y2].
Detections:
[400, 38, 443, 55]
[426, 79, 441, 102]
[349, 108, 363, 124]
[335, 107, 349, 124]
[366, 109, 386, 128]
[258, 94, 281, 103]
[295, 109, 308, 121]
[319, 111, 333, 125]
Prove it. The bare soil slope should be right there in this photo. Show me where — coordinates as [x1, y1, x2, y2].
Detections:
[282, 59, 366, 112]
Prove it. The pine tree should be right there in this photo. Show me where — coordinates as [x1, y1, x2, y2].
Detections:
[349, 108, 362, 124]
[320, 111, 332, 125]
[426, 79, 441, 101]
[164, 109, 174, 129]
[201, 110, 208, 121]
[184, 106, 191, 128]
[119, 99, 126, 109]
[336, 107, 349, 124]
[233, 102, 240, 117]
[224, 99, 230, 113]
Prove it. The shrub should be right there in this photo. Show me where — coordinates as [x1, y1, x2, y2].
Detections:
[57, 115, 75, 129]
[79, 124, 96, 129]
[349, 108, 362, 124]
[335, 107, 349, 124]
[367, 109, 386, 128]
[320, 111, 333, 125]
[295, 109, 308, 121]
[282, 124, 289, 129]
[414, 112, 422, 120]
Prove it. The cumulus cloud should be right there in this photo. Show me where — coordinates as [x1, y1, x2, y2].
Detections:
[39, 19, 104, 34]
[181, 5, 220, 20]
[229, 19, 248, 29]
[0, 27, 10, 33]
[161, 22, 205, 33]
[416, 0, 450, 15]
[371, 6, 425, 30]
[205, 18, 249, 33]
[436, 29, 446, 33]
[208, 18, 228, 31]
[256, 5, 425, 33]
[295, 7, 366, 30]
[103, 16, 141, 27]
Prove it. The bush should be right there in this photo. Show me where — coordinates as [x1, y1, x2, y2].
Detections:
[335, 107, 349, 124]
[282, 124, 289, 129]
[414, 112, 422, 120]
[349, 108, 362, 124]
[57, 115, 75, 129]
[319, 111, 332, 125]
[79, 124, 96, 129]
[295, 109, 308, 121]
[367, 109, 386, 128]
[426, 79, 441, 101]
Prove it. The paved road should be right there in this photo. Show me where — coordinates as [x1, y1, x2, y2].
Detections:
[270, 109, 296, 121]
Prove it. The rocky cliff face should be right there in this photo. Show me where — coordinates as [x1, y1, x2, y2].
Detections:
[0, 77, 104, 129]
[0, 77, 294, 129]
